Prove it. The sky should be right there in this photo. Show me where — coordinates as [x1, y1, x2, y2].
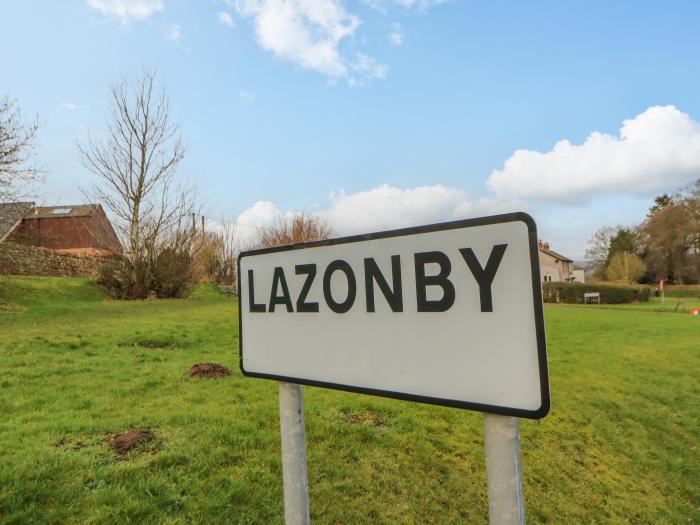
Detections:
[3, 0, 700, 258]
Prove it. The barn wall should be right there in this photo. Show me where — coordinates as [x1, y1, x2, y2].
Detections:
[12, 216, 94, 249]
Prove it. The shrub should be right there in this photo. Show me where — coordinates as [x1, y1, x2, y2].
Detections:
[190, 230, 237, 286]
[97, 222, 239, 300]
[256, 214, 332, 248]
[97, 247, 194, 300]
[150, 246, 193, 298]
[97, 256, 150, 300]
[542, 281, 650, 304]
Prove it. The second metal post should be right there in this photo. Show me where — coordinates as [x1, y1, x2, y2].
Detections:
[483, 413, 526, 525]
[279, 382, 310, 525]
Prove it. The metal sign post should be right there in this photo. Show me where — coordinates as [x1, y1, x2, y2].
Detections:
[278, 382, 310, 525]
[484, 414, 525, 525]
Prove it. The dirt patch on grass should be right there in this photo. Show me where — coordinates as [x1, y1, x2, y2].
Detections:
[0, 304, 26, 314]
[108, 429, 157, 455]
[186, 363, 232, 379]
[345, 410, 389, 428]
[53, 437, 87, 451]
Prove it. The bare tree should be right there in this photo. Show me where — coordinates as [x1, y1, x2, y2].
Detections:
[584, 226, 615, 279]
[213, 218, 240, 285]
[79, 70, 195, 263]
[188, 216, 241, 285]
[79, 70, 200, 298]
[0, 96, 40, 201]
[255, 214, 332, 249]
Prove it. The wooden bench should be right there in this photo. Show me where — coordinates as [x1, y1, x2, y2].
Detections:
[583, 292, 600, 304]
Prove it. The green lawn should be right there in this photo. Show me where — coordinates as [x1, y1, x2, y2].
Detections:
[0, 277, 698, 524]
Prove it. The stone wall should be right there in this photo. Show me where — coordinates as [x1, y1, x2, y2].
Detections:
[0, 242, 105, 277]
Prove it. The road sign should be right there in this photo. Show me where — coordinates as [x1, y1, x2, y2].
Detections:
[238, 212, 549, 419]
[239, 212, 549, 524]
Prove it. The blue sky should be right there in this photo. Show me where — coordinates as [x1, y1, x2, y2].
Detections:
[3, 0, 700, 257]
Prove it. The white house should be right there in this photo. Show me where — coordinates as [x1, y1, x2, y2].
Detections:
[538, 241, 585, 283]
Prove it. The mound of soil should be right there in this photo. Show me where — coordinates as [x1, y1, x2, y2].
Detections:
[108, 429, 156, 455]
[186, 363, 232, 379]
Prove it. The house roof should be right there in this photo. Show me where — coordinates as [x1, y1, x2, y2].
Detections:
[22, 204, 101, 219]
[539, 247, 573, 263]
[0, 202, 34, 242]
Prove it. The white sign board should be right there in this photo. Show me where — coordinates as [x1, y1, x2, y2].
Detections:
[238, 213, 549, 419]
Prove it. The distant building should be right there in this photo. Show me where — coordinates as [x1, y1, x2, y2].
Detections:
[571, 265, 587, 283]
[538, 241, 585, 283]
[0, 202, 121, 256]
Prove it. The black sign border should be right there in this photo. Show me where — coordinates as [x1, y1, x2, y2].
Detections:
[237, 212, 550, 419]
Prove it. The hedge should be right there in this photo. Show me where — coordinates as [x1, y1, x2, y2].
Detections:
[542, 282, 650, 304]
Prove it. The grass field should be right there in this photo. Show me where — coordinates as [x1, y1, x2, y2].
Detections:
[1, 277, 698, 524]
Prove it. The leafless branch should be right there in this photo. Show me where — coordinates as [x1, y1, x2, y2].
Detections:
[255, 213, 333, 248]
[0, 96, 41, 201]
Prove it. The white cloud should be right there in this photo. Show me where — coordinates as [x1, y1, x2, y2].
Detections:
[239, 89, 255, 103]
[351, 53, 387, 81]
[233, 0, 385, 84]
[487, 105, 700, 204]
[236, 201, 298, 247]
[58, 102, 88, 112]
[239, 201, 288, 229]
[392, 0, 447, 9]
[362, 0, 447, 12]
[235, 184, 520, 247]
[388, 23, 403, 46]
[218, 11, 235, 27]
[320, 184, 518, 235]
[86, 0, 164, 21]
[359, 0, 388, 15]
[167, 23, 181, 40]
